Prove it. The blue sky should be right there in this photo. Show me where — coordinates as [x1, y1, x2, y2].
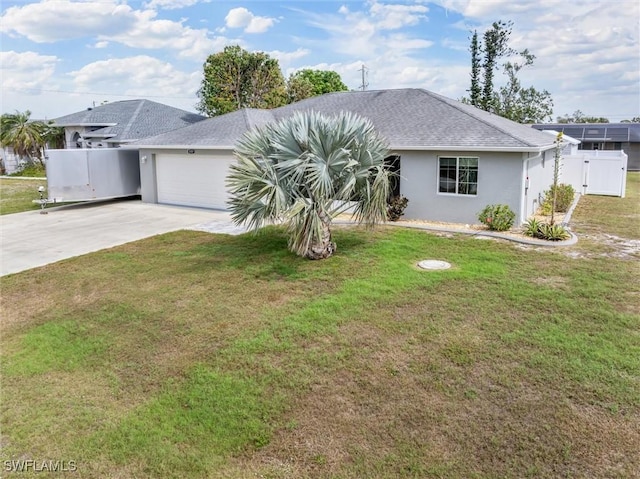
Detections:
[1, 0, 638, 121]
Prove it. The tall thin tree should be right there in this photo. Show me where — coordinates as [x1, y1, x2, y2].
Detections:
[481, 20, 513, 111]
[469, 30, 482, 107]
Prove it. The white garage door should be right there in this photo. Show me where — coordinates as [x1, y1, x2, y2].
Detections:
[156, 153, 234, 209]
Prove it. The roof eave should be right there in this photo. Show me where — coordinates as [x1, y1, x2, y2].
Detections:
[124, 144, 236, 150]
[82, 134, 117, 139]
[128, 143, 554, 153]
[55, 122, 118, 127]
[391, 144, 556, 153]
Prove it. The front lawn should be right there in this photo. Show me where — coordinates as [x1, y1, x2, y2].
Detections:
[0, 178, 47, 215]
[1, 175, 638, 478]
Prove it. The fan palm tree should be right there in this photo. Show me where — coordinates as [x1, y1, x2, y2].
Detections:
[227, 110, 391, 259]
[0, 110, 45, 165]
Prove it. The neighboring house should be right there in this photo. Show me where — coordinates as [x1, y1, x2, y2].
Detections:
[532, 123, 640, 171]
[133, 88, 563, 226]
[40, 100, 204, 202]
[52, 99, 206, 149]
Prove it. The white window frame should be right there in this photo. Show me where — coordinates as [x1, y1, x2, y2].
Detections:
[437, 156, 479, 196]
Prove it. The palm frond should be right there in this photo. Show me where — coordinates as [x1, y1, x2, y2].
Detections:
[228, 110, 390, 257]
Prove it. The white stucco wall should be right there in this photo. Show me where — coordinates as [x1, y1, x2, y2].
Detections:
[139, 147, 556, 225]
[398, 150, 526, 225]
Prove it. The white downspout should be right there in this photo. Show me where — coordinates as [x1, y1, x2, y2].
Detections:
[520, 151, 542, 225]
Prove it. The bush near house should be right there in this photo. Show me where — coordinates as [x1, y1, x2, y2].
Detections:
[541, 183, 575, 214]
[478, 204, 515, 231]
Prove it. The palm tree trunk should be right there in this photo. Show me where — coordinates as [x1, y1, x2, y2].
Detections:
[305, 209, 336, 260]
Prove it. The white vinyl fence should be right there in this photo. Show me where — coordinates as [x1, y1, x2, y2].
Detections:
[562, 150, 628, 198]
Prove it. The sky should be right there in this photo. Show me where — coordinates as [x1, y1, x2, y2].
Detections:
[1, 0, 639, 122]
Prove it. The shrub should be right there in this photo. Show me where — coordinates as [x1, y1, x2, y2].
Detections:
[538, 223, 570, 241]
[542, 183, 575, 213]
[523, 218, 544, 238]
[387, 195, 408, 221]
[539, 200, 552, 216]
[523, 218, 570, 241]
[9, 163, 46, 178]
[478, 204, 515, 232]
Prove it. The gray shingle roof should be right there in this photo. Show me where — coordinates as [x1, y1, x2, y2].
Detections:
[52, 99, 205, 143]
[135, 108, 275, 147]
[134, 89, 556, 151]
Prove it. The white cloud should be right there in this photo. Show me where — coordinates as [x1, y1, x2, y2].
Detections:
[102, 9, 228, 60]
[268, 48, 311, 69]
[436, 0, 640, 119]
[0, 51, 59, 92]
[1, 55, 202, 118]
[69, 56, 201, 99]
[300, 1, 431, 58]
[144, 0, 208, 10]
[368, 1, 429, 29]
[225, 7, 276, 34]
[0, 2, 136, 42]
[0, 0, 228, 61]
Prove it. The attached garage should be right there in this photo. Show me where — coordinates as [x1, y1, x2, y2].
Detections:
[139, 149, 236, 210]
[155, 152, 234, 209]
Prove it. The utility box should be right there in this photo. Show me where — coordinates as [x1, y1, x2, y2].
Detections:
[45, 148, 140, 202]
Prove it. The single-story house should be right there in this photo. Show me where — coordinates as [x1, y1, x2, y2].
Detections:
[52, 99, 206, 149]
[532, 122, 640, 171]
[133, 88, 568, 226]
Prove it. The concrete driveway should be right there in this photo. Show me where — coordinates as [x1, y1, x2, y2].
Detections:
[0, 199, 247, 276]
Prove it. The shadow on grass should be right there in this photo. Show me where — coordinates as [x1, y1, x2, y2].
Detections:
[167, 225, 372, 280]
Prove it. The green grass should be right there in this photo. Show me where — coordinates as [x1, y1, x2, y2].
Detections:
[571, 171, 640, 240]
[1, 175, 639, 478]
[7, 163, 46, 178]
[0, 178, 48, 215]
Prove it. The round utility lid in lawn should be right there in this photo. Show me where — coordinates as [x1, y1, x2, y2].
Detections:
[417, 259, 452, 270]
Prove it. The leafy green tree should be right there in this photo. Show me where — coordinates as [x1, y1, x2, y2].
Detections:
[197, 45, 286, 117]
[0, 110, 45, 165]
[494, 51, 553, 123]
[464, 21, 553, 123]
[620, 117, 640, 123]
[227, 111, 391, 260]
[286, 69, 348, 103]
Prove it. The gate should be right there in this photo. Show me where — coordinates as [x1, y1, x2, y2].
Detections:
[563, 150, 628, 198]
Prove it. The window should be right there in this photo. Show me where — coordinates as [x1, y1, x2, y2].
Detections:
[438, 157, 478, 195]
